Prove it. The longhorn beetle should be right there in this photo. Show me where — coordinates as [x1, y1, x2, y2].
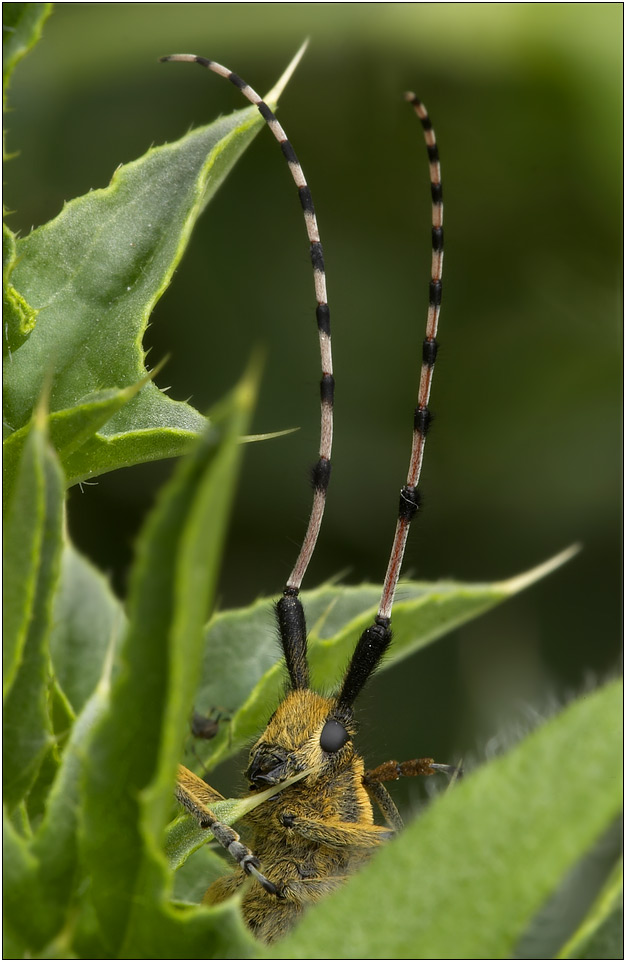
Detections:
[161, 52, 456, 944]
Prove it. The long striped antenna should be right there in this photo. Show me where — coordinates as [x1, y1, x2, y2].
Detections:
[161, 51, 334, 690]
[337, 93, 443, 712]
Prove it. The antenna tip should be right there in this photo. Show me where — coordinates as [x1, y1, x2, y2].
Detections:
[159, 53, 198, 64]
[404, 91, 418, 104]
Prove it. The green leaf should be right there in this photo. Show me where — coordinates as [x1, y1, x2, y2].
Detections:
[558, 857, 624, 960]
[172, 844, 229, 904]
[79, 366, 258, 958]
[2, 408, 46, 696]
[268, 680, 623, 959]
[3, 363, 167, 488]
[22, 651, 115, 952]
[2, 2, 52, 101]
[3, 412, 65, 811]
[3, 808, 40, 957]
[187, 547, 579, 772]
[112, 897, 257, 962]
[3, 223, 38, 356]
[60, 421, 298, 488]
[21, 679, 77, 830]
[25, 678, 74, 828]
[49, 538, 126, 713]
[3, 52, 299, 481]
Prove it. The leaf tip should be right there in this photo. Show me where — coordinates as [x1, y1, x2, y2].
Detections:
[235, 348, 265, 413]
[499, 543, 581, 595]
[265, 39, 309, 105]
[33, 366, 55, 431]
[240, 425, 300, 445]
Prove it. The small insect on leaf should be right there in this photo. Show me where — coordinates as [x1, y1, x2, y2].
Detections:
[190, 709, 229, 741]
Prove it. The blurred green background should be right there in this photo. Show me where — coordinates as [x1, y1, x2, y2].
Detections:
[4, 2, 621, 874]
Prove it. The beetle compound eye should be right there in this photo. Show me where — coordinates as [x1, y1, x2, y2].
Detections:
[320, 719, 350, 753]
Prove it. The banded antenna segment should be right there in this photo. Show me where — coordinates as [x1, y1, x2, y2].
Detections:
[337, 93, 444, 711]
[160, 52, 334, 600]
[377, 93, 443, 622]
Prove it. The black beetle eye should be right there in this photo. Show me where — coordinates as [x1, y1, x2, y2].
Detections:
[320, 719, 350, 753]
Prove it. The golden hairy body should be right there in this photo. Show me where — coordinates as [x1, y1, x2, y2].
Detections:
[199, 690, 391, 943]
[177, 680, 443, 942]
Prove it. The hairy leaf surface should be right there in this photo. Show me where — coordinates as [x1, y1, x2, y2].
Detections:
[3, 413, 64, 810]
[3, 92, 270, 482]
